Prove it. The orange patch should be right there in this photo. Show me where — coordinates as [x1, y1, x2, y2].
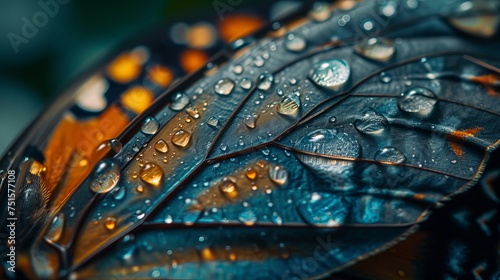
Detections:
[180, 49, 209, 73]
[471, 73, 500, 96]
[447, 127, 482, 157]
[106, 53, 143, 83]
[147, 65, 174, 87]
[219, 14, 265, 42]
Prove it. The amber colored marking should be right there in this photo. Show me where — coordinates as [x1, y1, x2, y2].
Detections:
[106, 52, 143, 83]
[219, 14, 265, 42]
[470, 73, 500, 96]
[121, 86, 154, 114]
[43, 105, 129, 208]
[180, 49, 209, 73]
[446, 127, 482, 157]
[147, 65, 174, 87]
[413, 193, 426, 200]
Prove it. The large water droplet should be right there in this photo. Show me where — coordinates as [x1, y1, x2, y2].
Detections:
[170, 92, 190, 111]
[171, 130, 191, 148]
[244, 114, 259, 129]
[354, 38, 395, 62]
[298, 192, 348, 226]
[89, 159, 121, 194]
[354, 110, 389, 136]
[309, 59, 350, 91]
[154, 139, 169, 153]
[240, 78, 253, 90]
[257, 73, 274, 91]
[219, 177, 239, 201]
[375, 147, 406, 164]
[215, 79, 235, 95]
[285, 33, 307, 52]
[268, 165, 288, 185]
[45, 213, 65, 242]
[309, 2, 331, 22]
[238, 209, 257, 226]
[111, 186, 126, 200]
[277, 95, 301, 117]
[141, 117, 160, 135]
[96, 138, 122, 156]
[182, 209, 202, 226]
[398, 87, 437, 116]
[139, 163, 163, 187]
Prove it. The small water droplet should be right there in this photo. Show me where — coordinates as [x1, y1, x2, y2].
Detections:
[298, 192, 348, 226]
[232, 64, 243, 75]
[285, 33, 307, 52]
[170, 92, 190, 111]
[186, 107, 200, 119]
[164, 214, 173, 224]
[378, 0, 399, 17]
[375, 147, 406, 164]
[379, 72, 392, 83]
[309, 2, 331, 22]
[258, 73, 274, 91]
[355, 38, 395, 62]
[240, 78, 252, 90]
[398, 87, 437, 116]
[277, 95, 301, 116]
[182, 210, 202, 226]
[139, 163, 163, 187]
[254, 55, 265, 67]
[219, 178, 239, 201]
[244, 115, 259, 129]
[238, 209, 257, 226]
[354, 110, 389, 136]
[45, 213, 65, 242]
[111, 186, 126, 200]
[271, 212, 283, 225]
[268, 165, 288, 185]
[207, 116, 219, 127]
[171, 130, 191, 147]
[141, 117, 160, 135]
[329, 116, 337, 123]
[215, 79, 235, 95]
[245, 168, 257, 180]
[154, 139, 169, 153]
[96, 138, 122, 156]
[309, 59, 350, 91]
[89, 159, 121, 194]
[104, 217, 117, 231]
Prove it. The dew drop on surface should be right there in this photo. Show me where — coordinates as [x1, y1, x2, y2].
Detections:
[354, 110, 389, 136]
[329, 116, 337, 123]
[232, 64, 243, 75]
[139, 163, 164, 187]
[171, 130, 191, 147]
[398, 87, 437, 116]
[244, 115, 259, 129]
[45, 213, 64, 242]
[214, 79, 235, 95]
[354, 38, 395, 62]
[207, 116, 219, 127]
[111, 186, 126, 200]
[277, 95, 301, 116]
[268, 165, 288, 185]
[257, 72, 274, 91]
[298, 192, 348, 226]
[379, 72, 392, 83]
[104, 217, 117, 231]
[240, 78, 253, 90]
[245, 168, 257, 180]
[141, 117, 160, 135]
[375, 147, 406, 164]
[170, 92, 190, 111]
[378, 0, 399, 17]
[309, 59, 350, 91]
[182, 210, 202, 226]
[285, 33, 307, 52]
[154, 139, 169, 153]
[271, 212, 283, 225]
[238, 209, 257, 226]
[164, 214, 173, 224]
[185, 107, 200, 119]
[96, 138, 123, 156]
[89, 159, 121, 194]
[309, 2, 331, 22]
[219, 178, 239, 201]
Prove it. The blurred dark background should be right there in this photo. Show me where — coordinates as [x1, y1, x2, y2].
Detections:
[0, 0, 273, 153]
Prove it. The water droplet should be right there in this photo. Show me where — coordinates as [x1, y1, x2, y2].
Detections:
[285, 33, 307, 52]
[171, 130, 191, 147]
[182, 210, 202, 225]
[170, 92, 190, 111]
[354, 38, 395, 62]
[164, 215, 173, 224]
[139, 163, 163, 187]
[141, 117, 160, 135]
[111, 186, 126, 200]
[378, 0, 399, 17]
[104, 217, 117, 231]
[215, 79, 235, 95]
[375, 147, 406, 164]
[45, 213, 64, 242]
[354, 110, 389, 136]
[277, 95, 301, 116]
[207, 117, 219, 127]
[244, 115, 259, 129]
[154, 139, 169, 153]
[232, 64, 243, 75]
[271, 212, 283, 225]
[268, 165, 288, 185]
[309, 59, 350, 91]
[238, 209, 257, 226]
[254, 55, 265, 67]
[89, 159, 121, 194]
[96, 138, 122, 156]
[257, 73, 274, 91]
[398, 87, 437, 116]
[240, 78, 252, 90]
[245, 168, 257, 180]
[298, 192, 348, 226]
[329, 116, 337, 123]
[379, 72, 392, 83]
[219, 178, 239, 201]
[309, 2, 331, 22]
